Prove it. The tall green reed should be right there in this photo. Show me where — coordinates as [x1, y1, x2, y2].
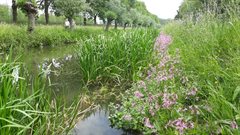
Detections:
[76, 29, 159, 85]
[0, 55, 86, 134]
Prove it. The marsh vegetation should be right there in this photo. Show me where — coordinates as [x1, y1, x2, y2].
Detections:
[0, 0, 240, 135]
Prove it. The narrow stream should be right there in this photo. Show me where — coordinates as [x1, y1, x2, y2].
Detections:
[20, 45, 135, 135]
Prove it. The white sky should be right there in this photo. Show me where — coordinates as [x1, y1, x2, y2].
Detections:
[0, 0, 183, 19]
[140, 0, 183, 19]
[0, 0, 10, 5]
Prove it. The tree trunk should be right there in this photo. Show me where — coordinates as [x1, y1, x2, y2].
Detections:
[124, 23, 127, 30]
[105, 20, 111, 31]
[12, 0, 17, 24]
[27, 13, 35, 32]
[83, 13, 87, 25]
[44, 0, 49, 25]
[102, 18, 106, 25]
[68, 18, 74, 29]
[114, 20, 117, 29]
[94, 15, 97, 25]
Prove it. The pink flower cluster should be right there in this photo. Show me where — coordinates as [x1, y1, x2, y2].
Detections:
[166, 118, 194, 135]
[145, 33, 180, 84]
[230, 121, 238, 129]
[134, 91, 144, 98]
[154, 33, 172, 54]
[137, 80, 147, 90]
[187, 87, 198, 96]
[144, 117, 154, 129]
[123, 114, 132, 121]
[162, 92, 178, 109]
[178, 105, 200, 115]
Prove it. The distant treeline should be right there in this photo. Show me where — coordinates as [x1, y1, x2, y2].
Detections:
[0, 0, 164, 31]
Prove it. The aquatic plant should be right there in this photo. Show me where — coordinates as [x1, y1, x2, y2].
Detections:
[0, 55, 88, 134]
[76, 29, 159, 85]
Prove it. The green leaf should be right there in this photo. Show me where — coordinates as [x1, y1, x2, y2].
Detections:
[233, 86, 240, 101]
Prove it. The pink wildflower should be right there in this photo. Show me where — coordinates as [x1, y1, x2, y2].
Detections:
[148, 94, 154, 103]
[154, 33, 172, 54]
[166, 118, 194, 135]
[155, 102, 160, 110]
[230, 121, 238, 129]
[123, 114, 132, 121]
[144, 118, 154, 129]
[149, 107, 155, 116]
[134, 91, 144, 98]
[138, 80, 147, 90]
[162, 93, 178, 109]
[187, 87, 198, 96]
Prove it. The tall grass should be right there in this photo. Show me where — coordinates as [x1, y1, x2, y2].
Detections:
[0, 55, 87, 134]
[163, 17, 240, 133]
[109, 12, 240, 135]
[76, 29, 159, 85]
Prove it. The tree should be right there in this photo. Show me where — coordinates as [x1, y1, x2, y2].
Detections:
[113, 2, 125, 29]
[121, 0, 136, 10]
[130, 9, 140, 27]
[86, 0, 109, 25]
[37, 0, 53, 24]
[18, 0, 38, 32]
[12, 0, 18, 23]
[121, 10, 132, 29]
[104, 0, 124, 30]
[54, 0, 88, 28]
[105, 11, 117, 31]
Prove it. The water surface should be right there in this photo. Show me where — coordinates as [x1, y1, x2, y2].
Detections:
[21, 45, 133, 135]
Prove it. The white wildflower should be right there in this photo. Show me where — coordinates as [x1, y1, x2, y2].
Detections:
[52, 59, 61, 68]
[65, 55, 73, 61]
[12, 66, 20, 84]
[42, 63, 52, 77]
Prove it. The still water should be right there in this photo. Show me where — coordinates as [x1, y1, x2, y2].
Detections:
[21, 45, 134, 135]
[72, 109, 124, 135]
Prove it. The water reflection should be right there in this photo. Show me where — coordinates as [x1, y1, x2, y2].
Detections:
[72, 109, 124, 135]
[20, 45, 136, 135]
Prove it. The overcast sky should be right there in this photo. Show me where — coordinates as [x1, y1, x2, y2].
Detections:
[140, 0, 183, 19]
[0, 0, 183, 19]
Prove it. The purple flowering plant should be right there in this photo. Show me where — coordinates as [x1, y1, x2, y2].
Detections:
[109, 33, 205, 134]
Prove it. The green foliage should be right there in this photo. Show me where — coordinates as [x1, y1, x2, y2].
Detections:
[87, 0, 108, 19]
[0, 5, 10, 23]
[105, 11, 117, 21]
[105, 0, 123, 21]
[54, 0, 88, 19]
[121, 11, 132, 24]
[17, 0, 37, 14]
[76, 29, 159, 85]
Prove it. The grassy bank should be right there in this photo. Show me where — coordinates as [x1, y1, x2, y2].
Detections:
[109, 16, 240, 134]
[0, 24, 105, 51]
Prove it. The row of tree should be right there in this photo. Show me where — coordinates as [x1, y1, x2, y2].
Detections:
[9, 0, 160, 32]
